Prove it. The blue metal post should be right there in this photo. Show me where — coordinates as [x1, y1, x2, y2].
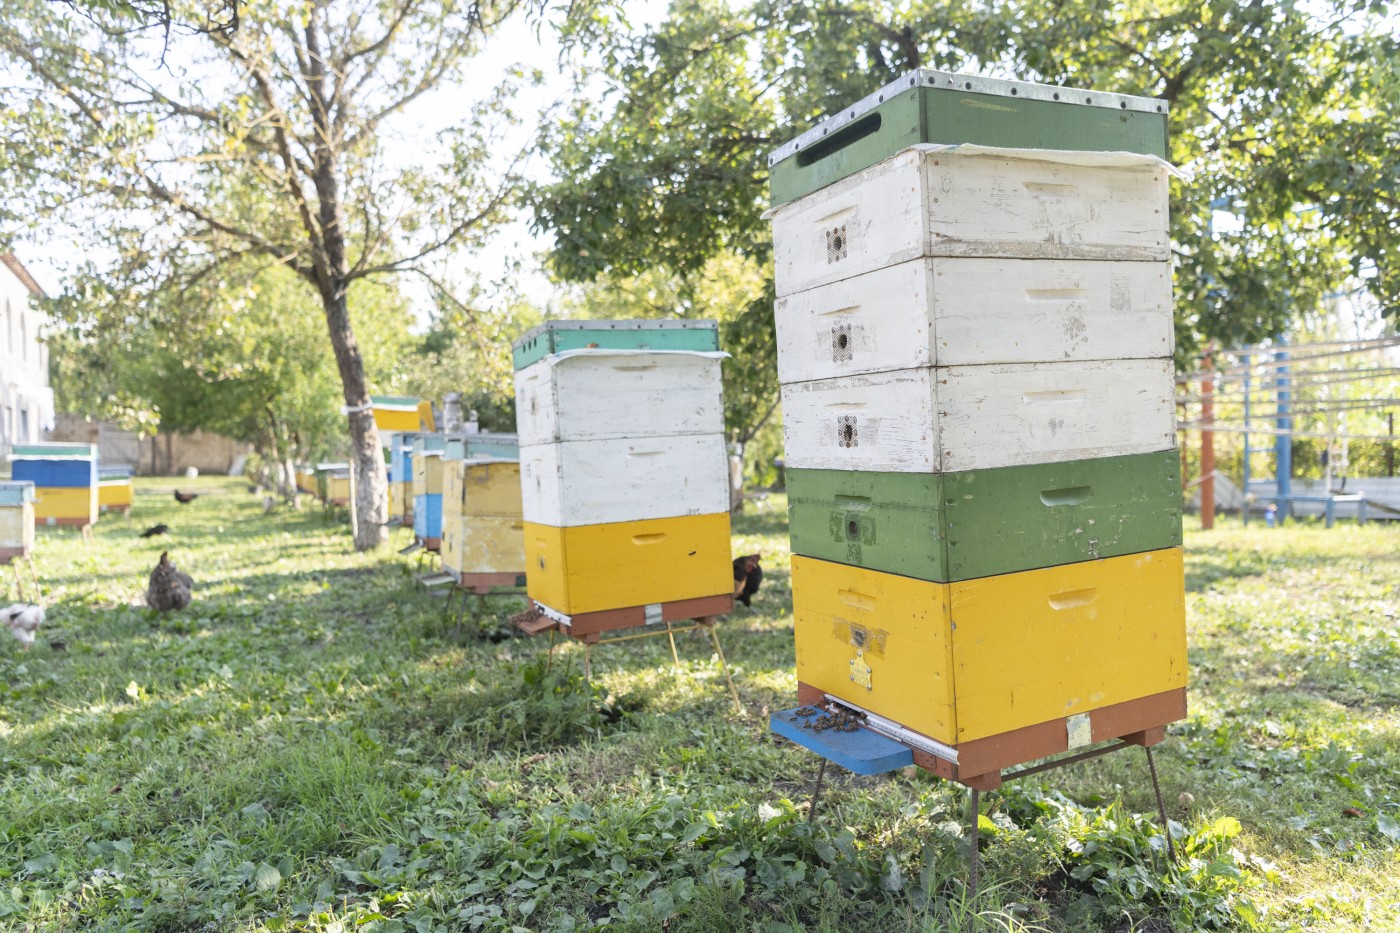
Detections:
[1275, 341, 1292, 523]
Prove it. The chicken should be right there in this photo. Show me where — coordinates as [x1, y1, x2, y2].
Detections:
[733, 554, 763, 607]
[140, 524, 170, 538]
[173, 490, 199, 504]
[145, 552, 194, 612]
[2, 603, 46, 651]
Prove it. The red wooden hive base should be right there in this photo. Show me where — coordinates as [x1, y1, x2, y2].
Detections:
[526, 593, 734, 641]
[796, 681, 1187, 790]
[421, 537, 440, 553]
[0, 547, 30, 564]
[455, 571, 526, 595]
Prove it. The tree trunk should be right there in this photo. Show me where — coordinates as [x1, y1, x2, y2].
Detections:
[322, 287, 387, 549]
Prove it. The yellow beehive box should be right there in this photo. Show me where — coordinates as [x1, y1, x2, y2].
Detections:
[371, 396, 424, 432]
[523, 512, 732, 616]
[412, 447, 446, 498]
[0, 483, 36, 562]
[792, 549, 1186, 746]
[445, 460, 522, 518]
[98, 479, 134, 512]
[32, 486, 100, 527]
[296, 470, 317, 495]
[444, 515, 526, 577]
[326, 475, 351, 506]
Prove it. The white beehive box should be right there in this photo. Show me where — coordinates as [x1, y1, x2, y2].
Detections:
[520, 433, 729, 526]
[775, 257, 1173, 384]
[514, 350, 726, 446]
[771, 145, 1172, 298]
[781, 358, 1176, 473]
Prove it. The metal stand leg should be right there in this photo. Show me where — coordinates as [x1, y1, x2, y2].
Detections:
[545, 628, 557, 673]
[1146, 745, 1177, 864]
[583, 643, 592, 683]
[808, 758, 828, 823]
[665, 620, 681, 668]
[968, 787, 981, 900]
[705, 623, 744, 713]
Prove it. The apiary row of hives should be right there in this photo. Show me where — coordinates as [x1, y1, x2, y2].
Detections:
[8, 443, 100, 528]
[439, 434, 526, 591]
[767, 70, 1188, 787]
[511, 321, 735, 636]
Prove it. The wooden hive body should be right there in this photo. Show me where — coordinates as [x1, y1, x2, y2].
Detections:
[0, 482, 36, 562]
[441, 457, 526, 581]
[512, 322, 733, 623]
[767, 74, 1185, 784]
[9, 443, 99, 527]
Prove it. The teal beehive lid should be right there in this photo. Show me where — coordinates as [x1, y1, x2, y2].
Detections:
[0, 481, 36, 505]
[511, 319, 719, 371]
[412, 434, 447, 458]
[8, 442, 97, 461]
[768, 69, 1169, 207]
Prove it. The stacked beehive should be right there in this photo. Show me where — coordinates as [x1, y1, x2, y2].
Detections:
[387, 432, 420, 526]
[0, 481, 36, 564]
[315, 462, 351, 507]
[371, 395, 429, 433]
[440, 434, 526, 591]
[98, 465, 136, 514]
[767, 71, 1186, 788]
[512, 320, 733, 637]
[8, 443, 99, 528]
[411, 434, 446, 550]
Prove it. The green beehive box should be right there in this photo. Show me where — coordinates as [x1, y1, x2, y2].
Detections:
[769, 69, 1169, 207]
[511, 319, 720, 371]
[786, 449, 1182, 583]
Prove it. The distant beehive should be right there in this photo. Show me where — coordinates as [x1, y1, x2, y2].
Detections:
[0, 481, 36, 563]
[98, 465, 136, 514]
[440, 434, 526, 590]
[8, 443, 99, 528]
[411, 435, 446, 549]
[295, 469, 318, 497]
[386, 432, 421, 526]
[512, 320, 733, 634]
[315, 462, 351, 506]
[766, 70, 1186, 787]
[371, 395, 434, 433]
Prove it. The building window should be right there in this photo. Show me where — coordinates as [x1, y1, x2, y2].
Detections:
[19, 406, 30, 441]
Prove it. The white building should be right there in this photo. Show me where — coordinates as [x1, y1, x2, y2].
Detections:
[0, 254, 54, 458]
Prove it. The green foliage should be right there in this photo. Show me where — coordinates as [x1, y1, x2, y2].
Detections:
[534, 0, 1400, 371]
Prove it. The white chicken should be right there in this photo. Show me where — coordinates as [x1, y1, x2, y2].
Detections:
[2, 603, 46, 651]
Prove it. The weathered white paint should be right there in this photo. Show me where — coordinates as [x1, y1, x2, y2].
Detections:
[513, 351, 725, 445]
[771, 147, 1170, 297]
[520, 433, 730, 526]
[775, 257, 1173, 383]
[781, 359, 1177, 472]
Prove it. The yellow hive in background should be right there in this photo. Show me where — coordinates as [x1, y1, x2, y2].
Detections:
[441, 459, 525, 581]
[792, 549, 1186, 745]
[523, 512, 733, 617]
[371, 396, 425, 433]
[31, 487, 99, 526]
[98, 478, 134, 513]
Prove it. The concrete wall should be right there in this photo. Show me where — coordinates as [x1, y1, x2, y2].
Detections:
[47, 414, 253, 476]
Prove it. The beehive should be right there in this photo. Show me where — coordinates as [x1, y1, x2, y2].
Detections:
[411, 435, 446, 549]
[8, 443, 99, 528]
[315, 462, 350, 506]
[98, 465, 136, 514]
[767, 70, 1185, 787]
[371, 396, 424, 433]
[387, 432, 421, 526]
[513, 321, 733, 634]
[440, 434, 526, 589]
[0, 481, 36, 563]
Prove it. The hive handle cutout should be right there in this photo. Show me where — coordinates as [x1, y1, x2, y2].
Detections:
[631, 533, 667, 545]
[1024, 388, 1089, 403]
[838, 588, 876, 611]
[796, 113, 882, 167]
[1025, 287, 1089, 301]
[1039, 486, 1092, 507]
[1023, 181, 1080, 198]
[1048, 588, 1098, 610]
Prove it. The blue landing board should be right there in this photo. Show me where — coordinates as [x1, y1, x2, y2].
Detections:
[770, 706, 913, 776]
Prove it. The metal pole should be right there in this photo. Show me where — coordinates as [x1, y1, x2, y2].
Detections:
[808, 759, 827, 823]
[1201, 349, 1215, 530]
[1388, 413, 1395, 478]
[968, 787, 981, 899]
[1275, 339, 1292, 521]
[1146, 746, 1178, 864]
[1242, 354, 1251, 525]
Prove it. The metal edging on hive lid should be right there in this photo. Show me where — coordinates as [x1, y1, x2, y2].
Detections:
[510, 318, 719, 351]
[768, 69, 1169, 168]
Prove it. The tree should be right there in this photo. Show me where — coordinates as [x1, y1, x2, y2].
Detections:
[0, 0, 546, 548]
[49, 261, 417, 495]
[533, 0, 1400, 392]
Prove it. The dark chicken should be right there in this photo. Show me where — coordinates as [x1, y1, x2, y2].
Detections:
[145, 552, 194, 612]
[732, 554, 763, 607]
[173, 490, 199, 504]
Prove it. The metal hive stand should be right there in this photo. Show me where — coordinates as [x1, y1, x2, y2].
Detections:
[774, 703, 1178, 899]
[520, 596, 744, 713]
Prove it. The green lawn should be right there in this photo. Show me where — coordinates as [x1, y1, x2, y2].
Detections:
[1, 479, 1396, 932]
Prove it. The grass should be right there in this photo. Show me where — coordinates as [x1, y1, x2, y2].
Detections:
[0, 478, 1397, 932]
